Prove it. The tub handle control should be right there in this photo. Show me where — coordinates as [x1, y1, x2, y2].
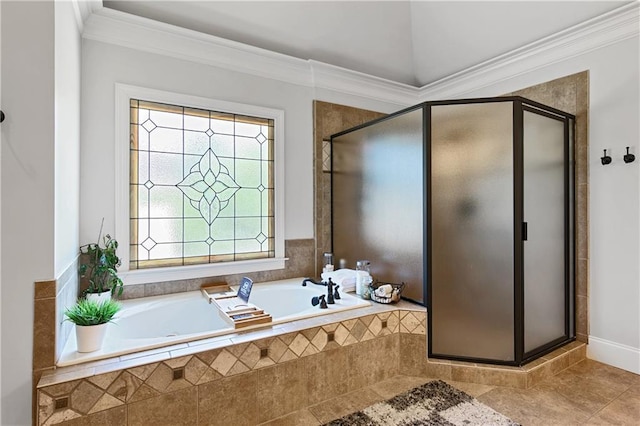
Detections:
[319, 295, 328, 309]
[311, 294, 328, 309]
[334, 285, 341, 300]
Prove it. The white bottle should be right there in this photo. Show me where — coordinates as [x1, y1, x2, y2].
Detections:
[323, 252, 334, 274]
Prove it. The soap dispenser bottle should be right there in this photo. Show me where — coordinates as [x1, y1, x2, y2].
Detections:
[355, 260, 371, 298]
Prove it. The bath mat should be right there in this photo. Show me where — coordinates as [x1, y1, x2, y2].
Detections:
[323, 380, 519, 426]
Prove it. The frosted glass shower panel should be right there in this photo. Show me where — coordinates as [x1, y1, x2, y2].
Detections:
[430, 102, 515, 361]
[332, 108, 424, 303]
[523, 110, 567, 353]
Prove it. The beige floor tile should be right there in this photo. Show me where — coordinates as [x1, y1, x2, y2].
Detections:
[624, 384, 640, 398]
[568, 359, 639, 389]
[367, 375, 430, 399]
[534, 370, 621, 416]
[258, 409, 321, 426]
[307, 387, 383, 424]
[444, 379, 495, 398]
[477, 385, 590, 425]
[585, 387, 640, 425]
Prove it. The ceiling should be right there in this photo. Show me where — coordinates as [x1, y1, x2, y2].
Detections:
[102, 1, 631, 87]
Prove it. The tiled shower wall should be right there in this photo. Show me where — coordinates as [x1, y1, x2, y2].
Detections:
[312, 101, 386, 275]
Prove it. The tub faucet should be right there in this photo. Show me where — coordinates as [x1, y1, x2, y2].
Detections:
[326, 278, 335, 304]
[304, 277, 337, 305]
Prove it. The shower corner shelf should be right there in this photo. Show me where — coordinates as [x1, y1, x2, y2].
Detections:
[201, 283, 272, 329]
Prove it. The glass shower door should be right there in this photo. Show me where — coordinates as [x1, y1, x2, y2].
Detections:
[429, 101, 516, 362]
[522, 108, 569, 355]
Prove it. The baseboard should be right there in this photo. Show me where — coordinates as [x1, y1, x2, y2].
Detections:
[587, 335, 640, 374]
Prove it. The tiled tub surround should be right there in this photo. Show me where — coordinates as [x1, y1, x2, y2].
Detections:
[57, 278, 370, 367]
[33, 239, 314, 421]
[37, 302, 586, 425]
[37, 302, 415, 425]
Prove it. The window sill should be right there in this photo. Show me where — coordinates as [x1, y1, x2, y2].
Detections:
[120, 257, 288, 286]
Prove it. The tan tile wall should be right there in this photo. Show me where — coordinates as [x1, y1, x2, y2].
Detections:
[37, 310, 424, 425]
[33, 257, 79, 424]
[34, 280, 57, 372]
[313, 101, 386, 275]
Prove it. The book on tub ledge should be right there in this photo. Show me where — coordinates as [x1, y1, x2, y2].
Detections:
[200, 278, 272, 329]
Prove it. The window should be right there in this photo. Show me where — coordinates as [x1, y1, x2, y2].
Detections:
[116, 85, 285, 284]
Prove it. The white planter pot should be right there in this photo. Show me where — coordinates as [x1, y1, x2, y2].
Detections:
[86, 290, 111, 304]
[75, 323, 108, 353]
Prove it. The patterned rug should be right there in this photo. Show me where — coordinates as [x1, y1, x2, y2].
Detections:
[323, 380, 519, 426]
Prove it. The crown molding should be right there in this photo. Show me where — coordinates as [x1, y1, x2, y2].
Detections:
[71, 0, 102, 33]
[418, 2, 640, 100]
[310, 60, 418, 106]
[82, 8, 417, 107]
[82, 3, 638, 107]
[83, 7, 313, 88]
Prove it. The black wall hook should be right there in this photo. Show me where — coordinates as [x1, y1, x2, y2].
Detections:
[0, 110, 5, 123]
[601, 149, 612, 165]
[624, 147, 635, 164]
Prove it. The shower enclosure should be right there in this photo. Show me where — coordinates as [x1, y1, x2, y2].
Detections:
[331, 97, 575, 365]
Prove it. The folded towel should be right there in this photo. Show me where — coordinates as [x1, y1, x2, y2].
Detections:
[321, 268, 357, 292]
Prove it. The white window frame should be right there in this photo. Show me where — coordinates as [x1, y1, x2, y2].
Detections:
[115, 84, 286, 285]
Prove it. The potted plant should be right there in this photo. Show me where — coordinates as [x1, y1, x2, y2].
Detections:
[64, 298, 121, 353]
[79, 222, 123, 302]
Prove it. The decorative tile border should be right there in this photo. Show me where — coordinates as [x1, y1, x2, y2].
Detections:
[37, 308, 424, 425]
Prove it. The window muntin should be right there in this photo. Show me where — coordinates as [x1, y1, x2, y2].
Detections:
[129, 99, 275, 269]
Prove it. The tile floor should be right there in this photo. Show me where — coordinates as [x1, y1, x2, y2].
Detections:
[260, 359, 639, 425]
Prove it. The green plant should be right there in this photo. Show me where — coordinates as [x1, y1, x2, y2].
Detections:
[79, 222, 123, 296]
[64, 299, 121, 326]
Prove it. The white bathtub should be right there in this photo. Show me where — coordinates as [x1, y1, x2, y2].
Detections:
[58, 277, 370, 367]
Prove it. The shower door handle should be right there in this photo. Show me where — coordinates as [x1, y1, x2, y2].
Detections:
[522, 222, 528, 241]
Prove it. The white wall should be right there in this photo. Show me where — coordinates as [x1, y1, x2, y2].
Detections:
[1, 1, 56, 425]
[80, 39, 402, 247]
[433, 37, 640, 373]
[0, 1, 82, 423]
[55, 0, 81, 277]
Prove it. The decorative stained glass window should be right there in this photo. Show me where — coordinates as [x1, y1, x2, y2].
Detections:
[129, 99, 274, 269]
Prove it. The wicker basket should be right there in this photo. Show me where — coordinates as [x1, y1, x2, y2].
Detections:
[368, 281, 405, 304]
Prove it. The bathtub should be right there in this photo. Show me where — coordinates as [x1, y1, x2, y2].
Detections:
[57, 277, 370, 367]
